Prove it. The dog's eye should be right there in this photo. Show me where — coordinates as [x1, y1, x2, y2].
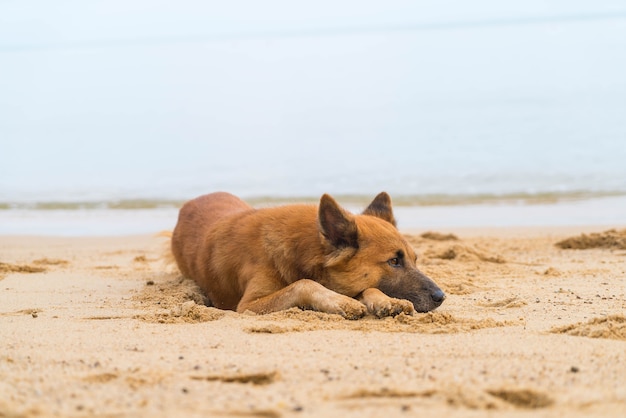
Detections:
[388, 257, 401, 267]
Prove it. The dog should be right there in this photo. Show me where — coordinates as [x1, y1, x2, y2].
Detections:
[171, 192, 445, 319]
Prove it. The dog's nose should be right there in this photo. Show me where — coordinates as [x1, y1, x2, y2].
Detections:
[431, 289, 446, 304]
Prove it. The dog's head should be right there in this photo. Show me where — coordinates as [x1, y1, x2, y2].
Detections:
[318, 192, 445, 313]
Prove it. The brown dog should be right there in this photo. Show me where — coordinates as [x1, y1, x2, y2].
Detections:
[171, 192, 445, 319]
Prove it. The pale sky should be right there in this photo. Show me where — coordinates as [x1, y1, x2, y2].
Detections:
[1, 1, 626, 201]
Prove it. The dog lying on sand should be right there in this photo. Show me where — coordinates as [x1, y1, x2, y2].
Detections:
[171, 192, 445, 319]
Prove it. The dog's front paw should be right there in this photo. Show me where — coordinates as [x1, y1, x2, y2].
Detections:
[339, 298, 368, 320]
[315, 294, 367, 320]
[386, 298, 416, 317]
[359, 288, 416, 318]
[368, 297, 414, 318]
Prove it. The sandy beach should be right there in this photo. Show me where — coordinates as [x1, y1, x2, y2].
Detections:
[1, 226, 625, 417]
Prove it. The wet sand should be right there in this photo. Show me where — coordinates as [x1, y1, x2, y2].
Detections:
[1, 228, 625, 417]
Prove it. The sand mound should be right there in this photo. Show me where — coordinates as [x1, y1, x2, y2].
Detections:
[556, 229, 626, 250]
[0, 262, 46, 279]
[0, 257, 70, 280]
[133, 275, 225, 323]
[190, 371, 278, 385]
[543, 267, 562, 277]
[420, 231, 459, 241]
[245, 309, 511, 334]
[341, 386, 552, 410]
[32, 258, 70, 266]
[550, 315, 626, 340]
[406, 233, 503, 264]
[486, 388, 553, 409]
[134, 276, 510, 332]
[429, 244, 506, 263]
[477, 297, 527, 308]
[130, 272, 515, 332]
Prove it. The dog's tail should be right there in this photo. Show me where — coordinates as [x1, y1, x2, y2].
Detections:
[156, 230, 179, 274]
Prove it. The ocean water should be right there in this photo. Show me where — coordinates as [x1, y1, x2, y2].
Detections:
[1, 1, 626, 234]
[2, 196, 626, 236]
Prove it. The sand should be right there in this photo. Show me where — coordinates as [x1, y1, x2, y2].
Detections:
[1, 227, 625, 417]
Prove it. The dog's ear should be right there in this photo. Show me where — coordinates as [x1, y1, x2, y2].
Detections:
[363, 192, 397, 227]
[318, 194, 359, 249]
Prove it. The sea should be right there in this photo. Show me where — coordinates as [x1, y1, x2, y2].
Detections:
[1, 1, 626, 235]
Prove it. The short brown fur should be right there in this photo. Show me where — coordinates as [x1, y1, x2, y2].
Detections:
[171, 192, 444, 319]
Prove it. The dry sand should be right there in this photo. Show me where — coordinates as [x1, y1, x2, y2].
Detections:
[1, 227, 625, 417]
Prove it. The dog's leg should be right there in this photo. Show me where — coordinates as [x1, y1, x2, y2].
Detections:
[358, 288, 416, 318]
[237, 279, 367, 320]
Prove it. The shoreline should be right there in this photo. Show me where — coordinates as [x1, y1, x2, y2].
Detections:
[2, 190, 626, 210]
[2, 224, 625, 241]
[1, 194, 625, 236]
